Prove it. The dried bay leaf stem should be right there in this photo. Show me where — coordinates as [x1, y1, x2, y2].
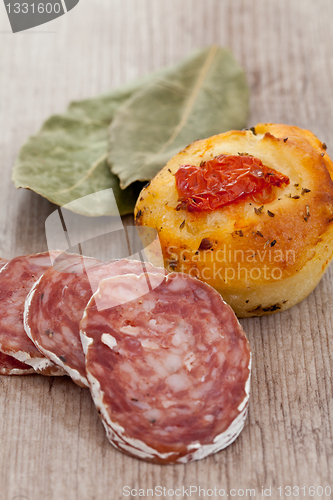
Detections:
[155, 45, 219, 158]
[55, 152, 108, 195]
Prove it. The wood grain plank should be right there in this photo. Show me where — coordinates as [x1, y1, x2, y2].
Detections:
[1, 1, 333, 499]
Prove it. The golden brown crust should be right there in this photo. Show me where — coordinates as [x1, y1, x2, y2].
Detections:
[135, 124, 333, 317]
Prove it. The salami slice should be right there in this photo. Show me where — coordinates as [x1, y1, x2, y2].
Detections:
[80, 272, 251, 464]
[0, 252, 65, 375]
[0, 259, 33, 374]
[0, 351, 35, 375]
[24, 259, 166, 387]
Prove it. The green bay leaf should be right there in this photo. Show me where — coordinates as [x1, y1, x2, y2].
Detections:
[12, 85, 150, 216]
[107, 46, 250, 189]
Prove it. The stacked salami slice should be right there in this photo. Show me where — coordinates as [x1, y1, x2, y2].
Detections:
[0, 251, 251, 464]
[0, 252, 66, 375]
[25, 257, 166, 386]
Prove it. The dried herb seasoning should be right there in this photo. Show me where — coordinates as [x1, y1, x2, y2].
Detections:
[198, 238, 214, 251]
[233, 230, 244, 237]
[254, 205, 264, 215]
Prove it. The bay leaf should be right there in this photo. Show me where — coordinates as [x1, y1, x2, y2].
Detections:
[108, 46, 250, 189]
[11, 83, 153, 217]
[12, 46, 249, 216]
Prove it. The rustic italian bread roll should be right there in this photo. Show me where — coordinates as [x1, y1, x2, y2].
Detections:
[134, 123, 333, 317]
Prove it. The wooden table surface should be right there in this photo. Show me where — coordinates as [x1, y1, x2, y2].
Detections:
[1, 1, 333, 499]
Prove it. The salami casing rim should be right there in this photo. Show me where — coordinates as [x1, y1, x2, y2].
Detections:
[23, 275, 81, 381]
[0, 351, 35, 376]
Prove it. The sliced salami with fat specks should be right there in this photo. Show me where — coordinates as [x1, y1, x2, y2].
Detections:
[0, 351, 35, 375]
[80, 272, 251, 464]
[24, 259, 166, 387]
[0, 252, 65, 376]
